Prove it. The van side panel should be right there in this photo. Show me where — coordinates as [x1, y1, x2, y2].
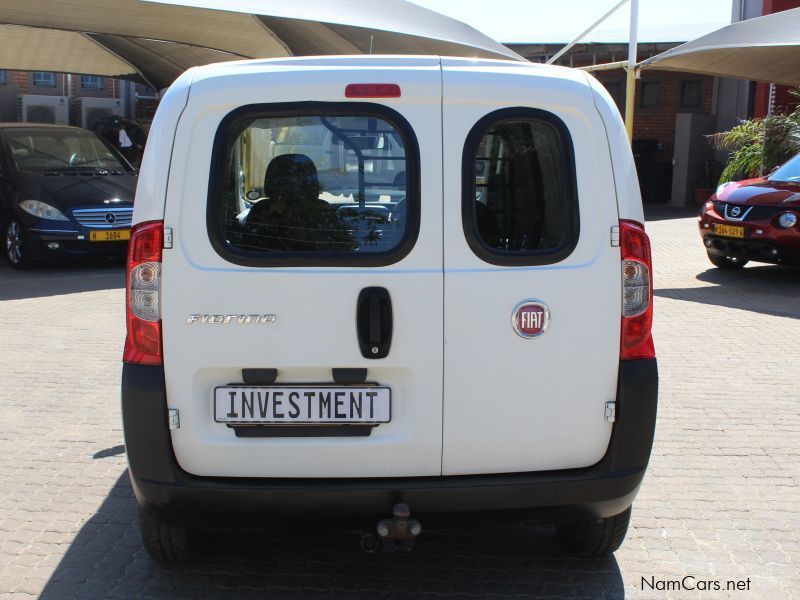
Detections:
[441, 61, 620, 475]
[131, 69, 194, 225]
[583, 72, 644, 224]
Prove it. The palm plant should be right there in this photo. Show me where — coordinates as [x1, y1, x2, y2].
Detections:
[709, 90, 800, 183]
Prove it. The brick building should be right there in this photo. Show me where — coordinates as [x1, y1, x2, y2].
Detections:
[0, 69, 157, 129]
[508, 42, 717, 203]
[752, 0, 800, 116]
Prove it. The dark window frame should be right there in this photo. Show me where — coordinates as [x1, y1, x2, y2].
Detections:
[638, 80, 662, 110]
[679, 79, 704, 110]
[80, 75, 104, 90]
[207, 102, 421, 268]
[603, 80, 625, 112]
[32, 72, 56, 88]
[461, 107, 580, 267]
[0, 70, 7, 86]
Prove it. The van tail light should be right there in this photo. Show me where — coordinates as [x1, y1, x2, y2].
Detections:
[620, 220, 655, 360]
[123, 220, 163, 366]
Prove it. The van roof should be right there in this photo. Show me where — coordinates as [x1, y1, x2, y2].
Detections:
[187, 54, 589, 86]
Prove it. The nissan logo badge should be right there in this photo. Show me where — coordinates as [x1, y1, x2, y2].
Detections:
[512, 300, 550, 339]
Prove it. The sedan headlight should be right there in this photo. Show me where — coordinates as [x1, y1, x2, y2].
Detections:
[19, 199, 69, 221]
[778, 212, 798, 229]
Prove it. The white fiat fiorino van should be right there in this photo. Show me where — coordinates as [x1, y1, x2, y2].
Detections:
[122, 55, 658, 563]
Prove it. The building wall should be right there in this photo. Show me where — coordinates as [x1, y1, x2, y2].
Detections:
[753, 0, 800, 116]
[508, 42, 716, 203]
[0, 70, 119, 126]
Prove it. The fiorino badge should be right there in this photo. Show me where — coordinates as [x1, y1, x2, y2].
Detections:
[512, 300, 550, 338]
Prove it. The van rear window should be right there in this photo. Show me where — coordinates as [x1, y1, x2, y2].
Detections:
[462, 108, 579, 266]
[208, 104, 419, 267]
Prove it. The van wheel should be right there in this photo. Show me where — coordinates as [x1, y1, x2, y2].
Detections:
[138, 509, 191, 563]
[557, 506, 631, 558]
[5, 219, 34, 270]
[707, 252, 748, 269]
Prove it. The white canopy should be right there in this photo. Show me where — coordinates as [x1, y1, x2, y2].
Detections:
[0, 0, 522, 89]
[639, 7, 800, 87]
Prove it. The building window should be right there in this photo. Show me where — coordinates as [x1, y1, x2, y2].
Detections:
[0, 71, 6, 85]
[639, 80, 661, 109]
[33, 72, 56, 87]
[603, 81, 624, 111]
[680, 80, 704, 109]
[81, 75, 104, 90]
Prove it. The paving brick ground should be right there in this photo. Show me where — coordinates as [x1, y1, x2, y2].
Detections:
[0, 213, 798, 599]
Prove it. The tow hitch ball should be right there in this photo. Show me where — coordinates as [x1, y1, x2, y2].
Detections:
[360, 503, 422, 553]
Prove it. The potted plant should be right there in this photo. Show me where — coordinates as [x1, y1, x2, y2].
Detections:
[709, 90, 800, 184]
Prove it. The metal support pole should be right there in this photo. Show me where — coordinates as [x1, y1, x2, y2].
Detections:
[624, 0, 639, 142]
[546, 0, 629, 65]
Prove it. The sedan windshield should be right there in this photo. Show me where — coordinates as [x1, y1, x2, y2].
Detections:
[6, 129, 130, 172]
[768, 153, 800, 182]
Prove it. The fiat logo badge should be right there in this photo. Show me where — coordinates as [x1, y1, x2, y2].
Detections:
[512, 300, 550, 339]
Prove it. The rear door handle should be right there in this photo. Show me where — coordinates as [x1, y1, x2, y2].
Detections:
[357, 287, 393, 359]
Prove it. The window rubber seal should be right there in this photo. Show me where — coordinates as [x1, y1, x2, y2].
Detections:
[461, 107, 580, 267]
[206, 101, 421, 268]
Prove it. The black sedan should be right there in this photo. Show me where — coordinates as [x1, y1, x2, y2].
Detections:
[0, 123, 137, 269]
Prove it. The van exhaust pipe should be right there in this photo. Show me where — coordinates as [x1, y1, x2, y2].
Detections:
[360, 503, 422, 553]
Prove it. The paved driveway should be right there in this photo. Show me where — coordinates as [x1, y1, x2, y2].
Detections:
[0, 214, 798, 599]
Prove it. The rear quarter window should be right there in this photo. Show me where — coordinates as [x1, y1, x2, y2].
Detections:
[207, 103, 420, 267]
[462, 108, 579, 266]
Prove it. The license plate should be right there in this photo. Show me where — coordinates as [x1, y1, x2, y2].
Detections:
[89, 229, 130, 242]
[712, 224, 745, 238]
[214, 385, 391, 424]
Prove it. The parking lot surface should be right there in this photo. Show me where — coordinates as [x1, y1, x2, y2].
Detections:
[0, 213, 798, 599]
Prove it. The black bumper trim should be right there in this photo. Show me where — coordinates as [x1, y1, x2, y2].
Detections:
[122, 359, 658, 524]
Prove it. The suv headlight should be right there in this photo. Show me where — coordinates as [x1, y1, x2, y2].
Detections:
[19, 199, 69, 221]
[778, 212, 798, 229]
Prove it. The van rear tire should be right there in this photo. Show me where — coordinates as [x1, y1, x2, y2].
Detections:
[138, 508, 191, 563]
[557, 506, 631, 558]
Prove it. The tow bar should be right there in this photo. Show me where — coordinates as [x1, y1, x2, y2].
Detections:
[360, 503, 422, 553]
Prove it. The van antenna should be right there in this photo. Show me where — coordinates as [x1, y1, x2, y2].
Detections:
[369, 34, 374, 55]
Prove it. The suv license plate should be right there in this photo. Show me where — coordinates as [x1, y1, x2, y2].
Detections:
[712, 224, 745, 238]
[214, 385, 391, 424]
[89, 229, 131, 242]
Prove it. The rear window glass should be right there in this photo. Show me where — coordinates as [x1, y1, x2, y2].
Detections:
[210, 106, 418, 265]
[463, 109, 578, 265]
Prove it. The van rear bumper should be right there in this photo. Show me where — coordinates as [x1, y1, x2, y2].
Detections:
[122, 359, 658, 525]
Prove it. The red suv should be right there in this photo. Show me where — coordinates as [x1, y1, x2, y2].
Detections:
[699, 153, 800, 269]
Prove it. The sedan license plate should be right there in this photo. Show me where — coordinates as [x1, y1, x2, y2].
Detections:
[89, 229, 131, 242]
[712, 224, 745, 238]
[214, 385, 391, 424]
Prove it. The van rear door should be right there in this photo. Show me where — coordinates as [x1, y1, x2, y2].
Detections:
[160, 58, 444, 478]
[441, 60, 621, 475]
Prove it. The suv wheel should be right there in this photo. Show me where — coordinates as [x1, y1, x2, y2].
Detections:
[5, 219, 34, 270]
[138, 509, 191, 563]
[557, 506, 631, 558]
[707, 252, 748, 270]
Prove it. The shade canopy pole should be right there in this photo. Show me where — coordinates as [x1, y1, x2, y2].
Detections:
[546, 0, 629, 65]
[624, 0, 639, 141]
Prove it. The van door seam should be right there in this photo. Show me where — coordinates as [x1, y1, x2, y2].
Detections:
[439, 56, 446, 477]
